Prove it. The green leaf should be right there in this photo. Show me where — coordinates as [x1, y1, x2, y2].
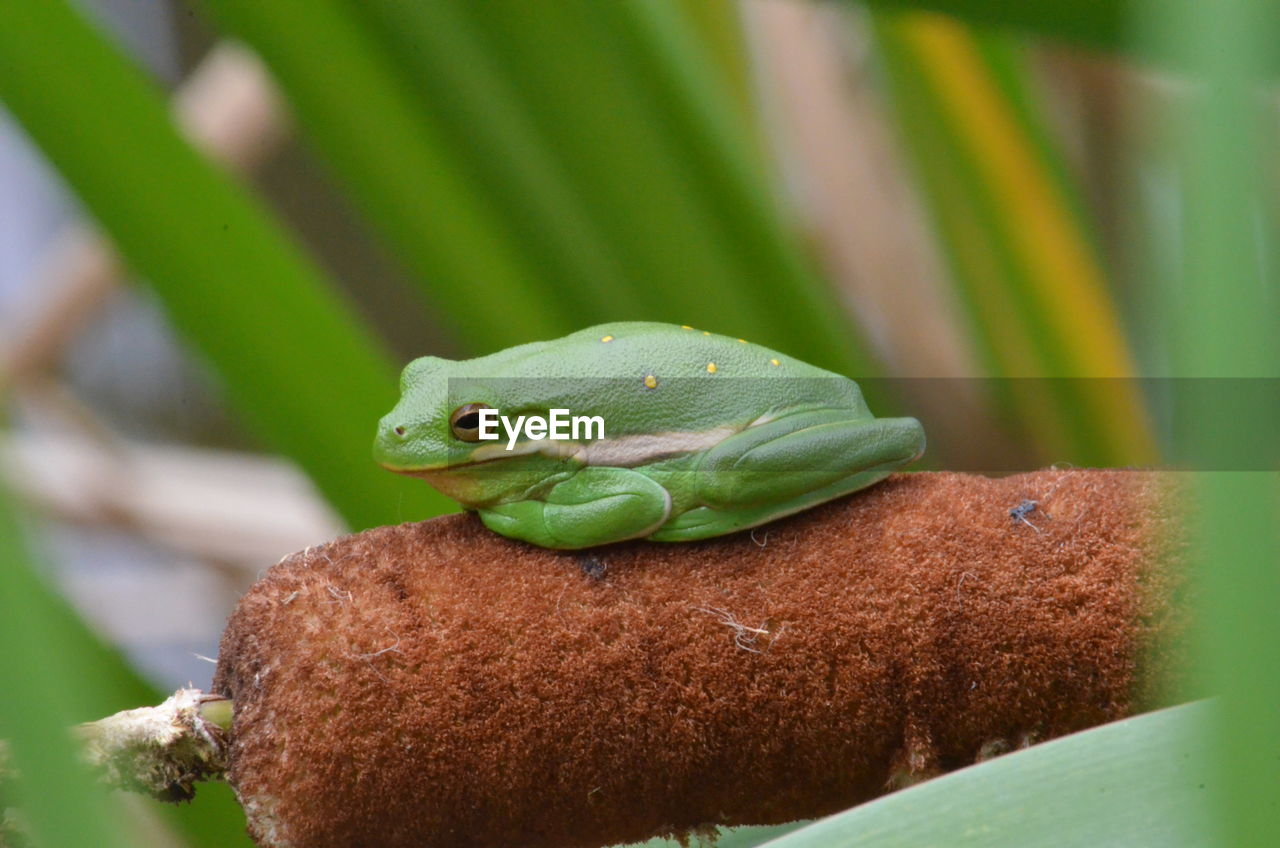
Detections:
[674, 0, 756, 130]
[761, 703, 1215, 848]
[0, 487, 132, 848]
[1150, 0, 1280, 845]
[452, 0, 769, 335]
[0, 0, 450, 530]
[850, 1, 1131, 54]
[349, 0, 649, 329]
[551, 0, 875, 375]
[847, 0, 1279, 64]
[0, 485, 255, 847]
[871, 13, 1155, 466]
[202, 0, 876, 377]
[195, 0, 574, 352]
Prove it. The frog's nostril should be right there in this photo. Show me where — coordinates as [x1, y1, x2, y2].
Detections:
[393, 426, 406, 437]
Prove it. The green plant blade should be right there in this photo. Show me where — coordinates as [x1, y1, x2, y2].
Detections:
[595, 0, 872, 375]
[348, 0, 648, 330]
[761, 702, 1215, 848]
[0, 486, 253, 847]
[675, 0, 756, 130]
[844, 0, 1280, 65]
[0, 487, 132, 848]
[196, 0, 574, 351]
[850, 1, 1131, 55]
[506, 0, 884, 386]
[0, 474, 254, 846]
[1150, 0, 1280, 844]
[348, 0, 768, 339]
[871, 13, 1155, 465]
[0, 0, 450, 530]
[451, 1, 765, 337]
[200, 0, 879, 384]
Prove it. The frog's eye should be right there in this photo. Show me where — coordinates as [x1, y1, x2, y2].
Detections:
[449, 402, 491, 442]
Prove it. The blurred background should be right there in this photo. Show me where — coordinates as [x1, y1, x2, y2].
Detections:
[0, 1, 1274, 847]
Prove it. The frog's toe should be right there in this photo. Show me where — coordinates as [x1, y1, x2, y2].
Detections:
[477, 502, 557, 548]
[649, 505, 774, 542]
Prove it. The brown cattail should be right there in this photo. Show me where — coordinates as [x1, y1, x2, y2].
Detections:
[213, 470, 1188, 848]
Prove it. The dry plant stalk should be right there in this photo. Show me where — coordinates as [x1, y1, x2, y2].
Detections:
[78, 689, 231, 802]
[201, 470, 1186, 848]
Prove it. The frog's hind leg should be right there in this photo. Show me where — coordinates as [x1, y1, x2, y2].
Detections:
[648, 464, 899, 542]
[478, 466, 671, 549]
[692, 408, 924, 509]
[650, 408, 923, 542]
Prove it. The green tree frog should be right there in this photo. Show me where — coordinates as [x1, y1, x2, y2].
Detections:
[374, 322, 924, 549]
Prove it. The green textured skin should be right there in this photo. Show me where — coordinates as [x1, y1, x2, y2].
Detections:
[374, 322, 924, 548]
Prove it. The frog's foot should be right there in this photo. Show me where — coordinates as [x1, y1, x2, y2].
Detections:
[649, 465, 900, 542]
[478, 466, 671, 549]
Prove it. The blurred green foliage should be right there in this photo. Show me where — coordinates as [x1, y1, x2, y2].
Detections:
[1151, 1, 1280, 846]
[197, 0, 876, 378]
[0, 0, 448, 532]
[0, 489, 252, 847]
[872, 12, 1155, 466]
[0, 488, 131, 848]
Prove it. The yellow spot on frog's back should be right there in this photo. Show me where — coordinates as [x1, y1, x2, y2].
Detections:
[737, 338, 747, 343]
[706, 362, 718, 374]
[680, 325, 694, 330]
[702, 331, 711, 336]
[601, 335, 614, 343]
[644, 374, 658, 389]
[770, 358, 780, 367]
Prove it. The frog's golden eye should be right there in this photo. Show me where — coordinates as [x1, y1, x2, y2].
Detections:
[449, 402, 491, 442]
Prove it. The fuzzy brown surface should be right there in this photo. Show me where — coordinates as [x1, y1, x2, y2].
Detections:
[214, 470, 1186, 848]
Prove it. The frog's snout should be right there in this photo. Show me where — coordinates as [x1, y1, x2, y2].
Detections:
[373, 413, 415, 469]
[378, 414, 409, 441]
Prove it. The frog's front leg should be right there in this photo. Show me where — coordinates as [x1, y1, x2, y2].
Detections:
[477, 466, 671, 549]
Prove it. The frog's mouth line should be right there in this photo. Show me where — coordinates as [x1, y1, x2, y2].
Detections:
[384, 426, 741, 475]
[378, 438, 582, 475]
